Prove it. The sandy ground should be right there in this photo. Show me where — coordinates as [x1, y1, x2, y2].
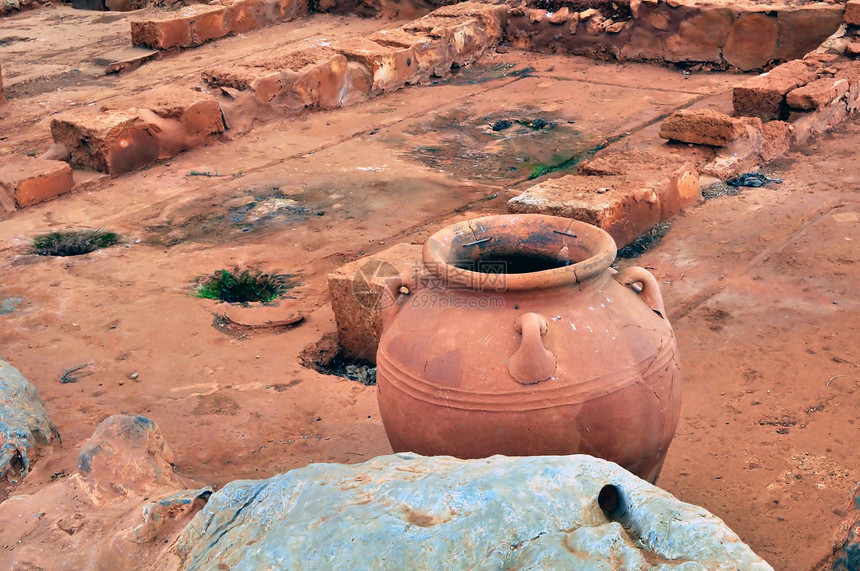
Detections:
[1, 6, 858, 569]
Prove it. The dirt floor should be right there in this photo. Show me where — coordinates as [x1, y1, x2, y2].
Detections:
[1, 5, 859, 570]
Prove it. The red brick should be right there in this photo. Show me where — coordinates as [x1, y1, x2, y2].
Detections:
[786, 78, 849, 110]
[131, 14, 192, 50]
[50, 109, 160, 176]
[659, 109, 762, 146]
[0, 157, 74, 211]
[334, 38, 417, 94]
[733, 59, 819, 120]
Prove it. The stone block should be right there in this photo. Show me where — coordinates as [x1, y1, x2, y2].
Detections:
[506, 174, 663, 248]
[0, 156, 74, 211]
[659, 109, 762, 146]
[723, 12, 778, 71]
[578, 149, 700, 222]
[777, 6, 843, 61]
[786, 78, 849, 110]
[225, 0, 266, 34]
[430, 1, 509, 41]
[370, 28, 451, 81]
[402, 13, 488, 67]
[187, 5, 229, 45]
[328, 243, 426, 363]
[733, 59, 819, 120]
[130, 13, 193, 50]
[261, 0, 308, 23]
[845, 0, 860, 26]
[334, 38, 417, 94]
[760, 120, 795, 161]
[50, 109, 160, 176]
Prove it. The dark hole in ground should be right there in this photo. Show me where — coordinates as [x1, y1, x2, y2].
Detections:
[195, 269, 298, 303]
[302, 334, 377, 386]
[454, 254, 571, 274]
[598, 484, 629, 522]
[31, 229, 120, 256]
[616, 222, 672, 258]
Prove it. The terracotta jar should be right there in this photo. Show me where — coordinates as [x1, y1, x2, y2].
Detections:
[376, 214, 681, 483]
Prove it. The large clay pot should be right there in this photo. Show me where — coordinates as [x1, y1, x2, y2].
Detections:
[376, 214, 682, 483]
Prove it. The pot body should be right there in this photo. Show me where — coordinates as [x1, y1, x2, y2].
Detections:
[376, 215, 681, 483]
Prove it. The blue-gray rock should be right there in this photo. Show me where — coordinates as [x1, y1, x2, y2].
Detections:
[0, 359, 59, 482]
[176, 453, 773, 570]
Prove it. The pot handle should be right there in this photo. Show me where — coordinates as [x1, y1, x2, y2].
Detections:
[509, 312, 557, 385]
[380, 277, 409, 331]
[613, 266, 666, 319]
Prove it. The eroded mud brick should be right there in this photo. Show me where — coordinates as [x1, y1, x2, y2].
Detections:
[776, 6, 843, 61]
[659, 109, 762, 146]
[733, 59, 819, 120]
[334, 38, 417, 93]
[430, 1, 509, 41]
[663, 7, 732, 64]
[328, 243, 427, 363]
[506, 175, 663, 248]
[845, 0, 860, 26]
[402, 14, 485, 67]
[786, 78, 849, 111]
[370, 28, 452, 82]
[130, 12, 193, 50]
[760, 120, 795, 161]
[261, 0, 308, 23]
[723, 12, 778, 71]
[0, 157, 74, 211]
[50, 109, 159, 176]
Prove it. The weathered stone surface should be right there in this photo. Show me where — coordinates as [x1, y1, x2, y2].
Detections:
[334, 38, 417, 94]
[822, 482, 860, 571]
[176, 453, 773, 570]
[78, 415, 180, 496]
[225, 0, 266, 34]
[664, 7, 732, 63]
[0, 157, 74, 211]
[431, 1, 509, 41]
[507, 174, 662, 248]
[51, 109, 160, 175]
[328, 243, 425, 363]
[549, 7, 569, 25]
[845, 0, 860, 26]
[733, 59, 819, 120]
[787, 78, 849, 110]
[723, 12, 778, 71]
[0, 359, 59, 486]
[777, 6, 844, 61]
[0, 63, 5, 106]
[659, 108, 761, 146]
[203, 45, 366, 111]
[370, 28, 451, 81]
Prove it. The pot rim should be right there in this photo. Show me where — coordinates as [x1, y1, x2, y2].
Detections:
[422, 214, 617, 291]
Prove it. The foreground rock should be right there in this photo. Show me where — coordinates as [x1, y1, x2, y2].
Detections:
[0, 359, 59, 495]
[0, 415, 209, 569]
[176, 453, 772, 570]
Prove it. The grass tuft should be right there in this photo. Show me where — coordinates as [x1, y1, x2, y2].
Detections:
[31, 230, 120, 256]
[196, 269, 297, 303]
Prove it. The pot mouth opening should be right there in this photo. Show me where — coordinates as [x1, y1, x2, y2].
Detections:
[423, 214, 617, 291]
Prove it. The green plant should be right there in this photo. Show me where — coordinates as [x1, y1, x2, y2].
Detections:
[31, 230, 120, 256]
[196, 269, 296, 303]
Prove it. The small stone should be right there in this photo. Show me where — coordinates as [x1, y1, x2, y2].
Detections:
[130, 372, 139, 380]
[548, 7, 569, 25]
